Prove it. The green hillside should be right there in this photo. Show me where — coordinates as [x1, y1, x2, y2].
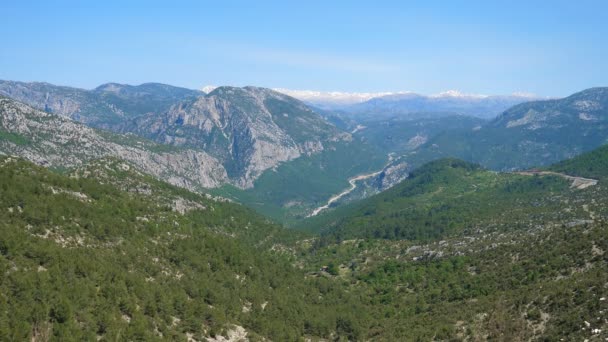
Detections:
[1, 149, 608, 340]
[300, 158, 582, 242]
[0, 157, 367, 341]
[549, 144, 608, 180]
[293, 149, 608, 340]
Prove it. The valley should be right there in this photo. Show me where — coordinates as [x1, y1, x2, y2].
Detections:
[2, 3, 607, 340]
[1, 80, 608, 341]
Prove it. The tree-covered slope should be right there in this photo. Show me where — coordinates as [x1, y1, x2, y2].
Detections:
[303, 217, 608, 340]
[294, 150, 608, 340]
[1, 149, 608, 340]
[0, 156, 370, 341]
[355, 114, 485, 155]
[301, 154, 604, 243]
[549, 143, 608, 181]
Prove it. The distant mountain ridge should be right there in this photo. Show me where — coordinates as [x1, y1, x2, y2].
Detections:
[409, 87, 608, 171]
[271, 88, 409, 109]
[0, 80, 202, 128]
[272, 87, 540, 118]
[346, 92, 540, 119]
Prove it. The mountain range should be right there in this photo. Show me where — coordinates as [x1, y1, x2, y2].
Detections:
[1, 78, 608, 340]
[272, 87, 540, 119]
[0, 81, 202, 128]
[409, 87, 608, 171]
[0, 81, 347, 189]
[2, 79, 608, 224]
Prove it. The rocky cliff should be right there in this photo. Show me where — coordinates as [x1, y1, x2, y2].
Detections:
[121, 86, 348, 187]
[0, 96, 227, 189]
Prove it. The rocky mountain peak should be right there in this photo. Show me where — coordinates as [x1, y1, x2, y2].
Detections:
[123, 85, 346, 188]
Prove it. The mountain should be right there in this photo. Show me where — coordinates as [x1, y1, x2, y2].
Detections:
[0, 81, 349, 189]
[272, 88, 409, 109]
[414, 87, 608, 171]
[0, 80, 202, 128]
[346, 91, 540, 119]
[273, 88, 539, 118]
[120, 86, 347, 187]
[0, 96, 227, 189]
[356, 114, 485, 154]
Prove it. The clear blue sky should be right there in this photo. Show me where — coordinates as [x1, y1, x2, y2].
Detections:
[1, 0, 606, 96]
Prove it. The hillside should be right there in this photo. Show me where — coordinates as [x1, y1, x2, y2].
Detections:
[355, 114, 485, 154]
[0, 96, 228, 189]
[549, 143, 608, 181]
[302, 214, 608, 340]
[1, 144, 607, 340]
[0, 156, 371, 341]
[301, 154, 605, 243]
[293, 151, 608, 340]
[411, 87, 608, 171]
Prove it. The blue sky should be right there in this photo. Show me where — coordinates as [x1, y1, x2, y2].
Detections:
[1, 0, 606, 96]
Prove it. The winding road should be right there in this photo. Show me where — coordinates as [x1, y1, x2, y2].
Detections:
[308, 170, 384, 217]
[515, 171, 598, 190]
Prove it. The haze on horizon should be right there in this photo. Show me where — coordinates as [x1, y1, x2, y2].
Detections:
[1, 0, 607, 97]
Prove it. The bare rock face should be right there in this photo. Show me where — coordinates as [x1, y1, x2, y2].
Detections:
[377, 161, 410, 191]
[0, 97, 227, 190]
[121, 86, 346, 188]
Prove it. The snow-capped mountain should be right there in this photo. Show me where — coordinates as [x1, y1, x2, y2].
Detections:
[271, 88, 414, 109]
[269, 87, 540, 117]
[350, 91, 541, 119]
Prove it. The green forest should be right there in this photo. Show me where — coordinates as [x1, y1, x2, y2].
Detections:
[1, 151, 607, 340]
